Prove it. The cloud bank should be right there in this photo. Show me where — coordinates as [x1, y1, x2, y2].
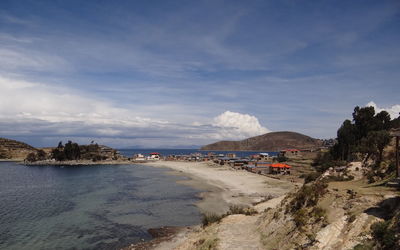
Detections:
[366, 101, 400, 119]
[0, 76, 269, 147]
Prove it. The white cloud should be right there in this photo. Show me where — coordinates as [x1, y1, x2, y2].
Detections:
[0, 76, 273, 147]
[0, 76, 170, 132]
[366, 101, 400, 119]
[212, 111, 270, 140]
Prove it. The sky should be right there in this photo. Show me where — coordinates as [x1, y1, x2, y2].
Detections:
[0, 0, 399, 148]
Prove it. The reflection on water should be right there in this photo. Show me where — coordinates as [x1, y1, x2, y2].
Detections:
[0, 162, 202, 250]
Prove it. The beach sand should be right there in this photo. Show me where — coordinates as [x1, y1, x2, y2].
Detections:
[123, 160, 296, 250]
[144, 161, 295, 214]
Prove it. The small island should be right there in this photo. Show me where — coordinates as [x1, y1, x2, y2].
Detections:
[24, 141, 130, 165]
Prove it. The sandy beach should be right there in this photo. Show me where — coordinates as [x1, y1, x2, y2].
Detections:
[122, 160, 297, 250]
[144, 160, 296, 215]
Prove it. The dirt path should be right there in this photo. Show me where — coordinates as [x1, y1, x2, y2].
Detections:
[217, 214, 263, 250]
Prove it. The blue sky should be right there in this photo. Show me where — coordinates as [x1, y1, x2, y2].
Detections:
[0, 0, 399, 148]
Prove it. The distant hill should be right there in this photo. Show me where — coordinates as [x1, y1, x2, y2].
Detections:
[200, 131, 323, 151]
[0, 138, 38, 160]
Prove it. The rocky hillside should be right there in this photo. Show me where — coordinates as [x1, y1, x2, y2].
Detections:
[0, 138, 38, 160]
[201, 131, 323, 151]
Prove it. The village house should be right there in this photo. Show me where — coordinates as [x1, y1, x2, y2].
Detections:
[231, 159, 249, 169]
[147, 152, 161, 160]
[132, 153, 146, 161]
[269, 163, 291, 175]
[279, 149, 301, 158]
[226, 153, 236, 158]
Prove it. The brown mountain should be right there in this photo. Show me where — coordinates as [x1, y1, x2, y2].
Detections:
[0, 138, 38, 160]
[200, 131, 323, 151]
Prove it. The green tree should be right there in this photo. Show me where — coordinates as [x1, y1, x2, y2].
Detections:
[352, 106, 376, 142]
[36, 150, 47, 161]
[359, 130, 391, 165]
[390, 113, 400, 128]
[51, 148, 65, 161]
[335, 119, 356, 161]
[375, 111, 391, 131]
[64, 141, 80, 160]
[26, 152, 37, 162]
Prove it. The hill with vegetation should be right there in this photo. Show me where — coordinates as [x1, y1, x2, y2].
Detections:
[25, 140, 125, 163]
[0, 138, 38, 160]
[152, 106, 400, 250]
[201, 131, 323, 151]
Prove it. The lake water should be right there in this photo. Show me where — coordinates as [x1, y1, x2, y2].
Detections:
[0, 161, 202, 250]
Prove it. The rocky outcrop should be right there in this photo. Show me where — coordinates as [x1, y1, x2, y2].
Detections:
[201, 131, 323, 151]
[0, 138, 38, 160]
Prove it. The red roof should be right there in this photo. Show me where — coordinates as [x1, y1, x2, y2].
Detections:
[150, 152, 160, 155]
[270, 163, 291, 168]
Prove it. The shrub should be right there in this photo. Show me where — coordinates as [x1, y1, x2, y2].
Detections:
[347, 189, 357, 199]
[288, 180, 328, 213]
[228, 205, 258, 216]
[347, 213, 357, 223]
[371, 221, 396, 249]
[26, 152, 37, 162]
[196, 237, 219, 250]
[36, 150, 47, 161]
[202, 213, 224, 227]
[293, 208, 308, 227]
[353, 242, 374, 250]
[276, 155, 288, 162]
[51, 148, 66, 161]
[312, 152, 335, 172]
[303, 172, 320, 183]
[312, 207, 327, 221]
[326, 175, 355, 182]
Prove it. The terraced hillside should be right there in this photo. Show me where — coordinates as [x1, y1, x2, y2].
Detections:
[0, 138, 38, 160]
[201, 131, 322, 151]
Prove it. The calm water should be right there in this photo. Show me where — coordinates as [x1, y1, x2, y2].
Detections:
[118, 149, 278, 158]
[0, 162, 202, 250]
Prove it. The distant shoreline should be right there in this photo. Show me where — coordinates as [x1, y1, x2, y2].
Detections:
[0, 159, 23, 162]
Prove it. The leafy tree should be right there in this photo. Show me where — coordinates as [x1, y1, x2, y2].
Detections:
[36, 150, 47, 161]
[313, 105, 395, 178]
[390, 113, 400, 128]
[26, 152, 37, 162]
[375, 111, 391, 130]
[312, 152, 336, 172]
[52, 148, 66, 161]
[370, 130, 391, 165]
[352, 106, 376, 141]
[358, 130, 390, 165]
[276, 155, 288, 162]
[334, 119, 356, 161]
[64, 141, 80, 160]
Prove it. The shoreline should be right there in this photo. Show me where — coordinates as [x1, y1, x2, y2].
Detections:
[5, 159, 297, 249]
[143, 161, 296, 214]
[21, 159, 136, 166]
[123, 160, 297, 249]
